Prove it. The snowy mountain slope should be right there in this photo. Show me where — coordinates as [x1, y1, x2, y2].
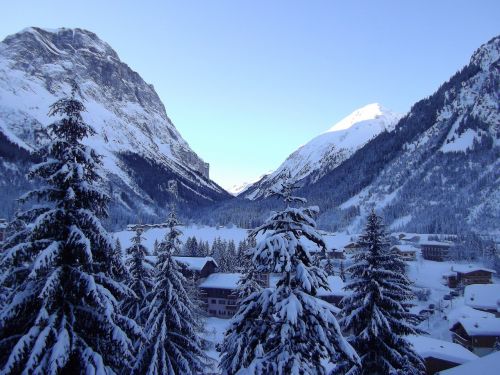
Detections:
[306, 35, 500, 235]
[241, 103, 402, 200]
[0, 27, 230, 224]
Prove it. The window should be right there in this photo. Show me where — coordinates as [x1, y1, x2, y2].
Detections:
[211, 299, 217, 304]
[219, 300, 226, 305]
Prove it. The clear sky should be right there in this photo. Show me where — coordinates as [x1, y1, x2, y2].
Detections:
[1, 1, 499, 191]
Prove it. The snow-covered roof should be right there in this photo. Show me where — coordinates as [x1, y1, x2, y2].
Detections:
[439, 351, 500, 375]
[464, 284, 500, 311]
[447, 306, 496, 329]
[391, 244, 419, 252]
[199, 273, 242, 290]
[317, 276, 347, 297]
[420, 241, 453, 247]
[407, 335, 477, 364]
[451, 265, 496, 274]
[453, 317, 500, 336]
[173, 256, 218, 272]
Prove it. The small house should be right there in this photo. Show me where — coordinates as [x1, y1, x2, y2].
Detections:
[173, 256, 218, 280]
[445, 266, 496, 288]
[450, 317, 500, 356]
[421, 241, 453, 262]
[199, 273, 241, 318]
[390, 244, 418, 261]
[464, 284, 500, 316]
[343, 242, 362, 254]
[407, 335, 478, 374]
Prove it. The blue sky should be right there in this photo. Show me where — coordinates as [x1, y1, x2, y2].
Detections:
[1, 1, 499, 191]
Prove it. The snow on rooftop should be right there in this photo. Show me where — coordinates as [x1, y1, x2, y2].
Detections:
[464, 284, 500, 311]
[439, 351, 500, 375]
[199, 273, 242, 290]
[173, 256, 217, 271]
[407, 335, 478, 364]
[391, 244, 419, 252]
[451, 265, 496, 274]
[454, 317, 500, 336]
[447, 306, 496, 329]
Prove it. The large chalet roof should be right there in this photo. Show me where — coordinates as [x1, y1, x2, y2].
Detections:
[317, 276, 348, 297]
[173, 256, 218, 272]
[199, 273, 242, 290]
[464, 284, 500, 312]
[407, 335, 477, 365]
[391, 244, 419, 252]
[439, 351, 500, 375]
[451, 265, 496, 275]
[452, 317, 500, 336]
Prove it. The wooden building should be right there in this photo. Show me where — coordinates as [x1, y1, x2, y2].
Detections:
[421, 241, 453, 261]
[199, 273, 241, 318]
[173, 256, 218, 280]
[407, 335, 478, 375]
[316, 275, 348, 308]
[390, 244, 418, 261]
[450, 317, 500, 356]
[444, 266, 496, 288]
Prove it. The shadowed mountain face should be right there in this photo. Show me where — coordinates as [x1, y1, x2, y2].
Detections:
[0, 27, 230, 226]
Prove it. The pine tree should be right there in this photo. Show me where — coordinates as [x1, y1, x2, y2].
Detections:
[220, 179, 358, 374]
[339, 209, 425, 375]
[111, 237, 129, 282]
[134, 210, 208, 374]
[123, 228, 154, 326]
[339, 260, 346, 282]
[0, 86, 139, 374]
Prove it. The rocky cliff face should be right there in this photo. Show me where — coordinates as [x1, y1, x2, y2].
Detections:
[0, 27, 229, 225]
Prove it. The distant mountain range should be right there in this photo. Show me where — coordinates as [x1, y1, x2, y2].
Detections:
[0, 27, 230, 226]
[211, 35, 500, 236]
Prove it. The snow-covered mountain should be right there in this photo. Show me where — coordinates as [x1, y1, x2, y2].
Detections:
[241, 103, 402, 200]
[305, 35, 500, 235]
[0, 27, 230, 225]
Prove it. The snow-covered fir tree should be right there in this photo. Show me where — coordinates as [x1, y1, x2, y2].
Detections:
[339, 209, 425, 375]
[111, 237, 129, 282]
[0, 86, 139, 374]
[339, 260, 346, 282]
[134, 210, 208, 374]
[122, 228, 154, 326]
[219, 249, 267, 375]
[220, 178, 358, 374]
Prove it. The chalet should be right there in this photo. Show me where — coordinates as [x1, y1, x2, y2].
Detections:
[450, 317, 500, 356]
[464, 284, 500, 316]
[317, 276, 348, 307]
[173, 256, 218, 279]
[421, 241, 453, 261]
[444, 266, 496, 288]
[199, 273, 241, 318]
[0, 219, 7, 243]
[330, 249, 346, 259]
[343, 242, 362, 254]
[438, 350, 500, 375]
[407, 335, 478, 375]
[391, 244, 418, 261]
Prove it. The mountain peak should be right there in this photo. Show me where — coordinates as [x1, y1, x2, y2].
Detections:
[327, 103, 399, 133]
[471, 35, 500, 70]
